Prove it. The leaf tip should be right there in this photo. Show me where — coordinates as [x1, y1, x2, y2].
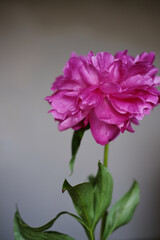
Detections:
[132, 180, 140, 192]
[62, 179, 71, 193]
[98, 160, 102, 167]
[62, 179, 67, 193]
[69, 160, 74, 176]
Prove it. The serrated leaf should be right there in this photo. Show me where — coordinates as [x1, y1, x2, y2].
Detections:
[69, 125, 89, 174]
[92, 162, 113, 228]
[103, 181, 140, 240]
[14, 208, 76, 240]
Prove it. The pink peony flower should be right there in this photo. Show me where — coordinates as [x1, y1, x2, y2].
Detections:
[46, 50, 160, 145]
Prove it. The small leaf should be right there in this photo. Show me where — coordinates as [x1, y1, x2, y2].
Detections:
[103, 181, 140, 240]
[14, 208, 76, 240]
[92, 162, 113, 228]
[69, 125, 89, 174]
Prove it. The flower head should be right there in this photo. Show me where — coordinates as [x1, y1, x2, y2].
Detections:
[46, 50, 160, 145]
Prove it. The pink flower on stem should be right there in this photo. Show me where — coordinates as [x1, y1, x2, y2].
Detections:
[46, 50, 160, 145]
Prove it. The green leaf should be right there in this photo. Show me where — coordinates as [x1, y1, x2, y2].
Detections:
[92, 162, 113, 228]
[62, 163, 114, 239]
[14, 208, 76, 240]
[62, 180, 94, 227]
[62, 179, 94, 239]
[14, 213, 25, 240]
[102, 181, 140, 240]
[69, 125, 89, 174]
[88, 174, 97, 187]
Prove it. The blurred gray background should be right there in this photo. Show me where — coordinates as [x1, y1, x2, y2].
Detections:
[0, 1, 160, 239]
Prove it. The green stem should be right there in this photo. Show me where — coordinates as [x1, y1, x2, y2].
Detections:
[89, 230, 94, 240]
[100, 144, 109, 240]
[103, 144, 109, 168]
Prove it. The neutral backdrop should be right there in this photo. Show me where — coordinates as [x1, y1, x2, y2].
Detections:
[1, 1, 160, 239]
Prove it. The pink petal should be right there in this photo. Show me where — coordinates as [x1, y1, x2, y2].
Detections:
[70, 52, 77, 57]
[52, 79, 81, 92]
[89, 110, 120, 145]
[110, 95, 152, 119]
[86, 51, 94, 64]
[123, 62, 152, 79]
[131, 117, 139, 125]
[138, 52, 155, 64]
[91, 52, 114, 72]
[108, 60, 122, 83]
[115, 50, 128, 59]
[94, 98, 129, 126]
[51, 75, 64, 91]
[64, 56, 99, 86]
[46, 91, 77, 116]
[49, 109, 66, 121]
[79, 61, 99, 85]
[125, 121, 135, 133]
[72, 116, 89, 130]
[132, 90, 159, 105]
[154, 76, 160, 85]
[100, 82, 122, 93]
[122, 75, 153, 90]
[63, 57, 87, 88]
[58, 110, 89, 131]
[147, 68, 158, 78]
[78, 87, 102, 110]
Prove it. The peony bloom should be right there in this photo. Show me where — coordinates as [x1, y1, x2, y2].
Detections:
[46, 50, 160, 145]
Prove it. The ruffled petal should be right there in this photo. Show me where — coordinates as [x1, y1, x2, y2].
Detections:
[94, 98, 129, 126]
[147, 68, 158, 78]
[72, 116, 89, 130]
[125, 121, 135, 133]
[46, 91, 77, 118]
[154, 76, 160, 85]
[132, 90, 159, 105]
[63, 57, 87, 88]
[89, 110, 120, 145]
[115, 50, 129, 59]
[108, 60, 123, 83]
[51, 75, 64, 91]
[79, 61, 99, 85]
[110, 95, 152, 119]
[78, 87, 102, 110]
[91, 52, 114, 72]
[131, 117, 139, 125]
[58, 109, 90, 131]
[138, 52, 155, 64]
[100, 82, 122, 93]
[122, 75, 153, 90]
[52, 79, 81, 92]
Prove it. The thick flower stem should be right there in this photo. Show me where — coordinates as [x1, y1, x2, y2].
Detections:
[100, 144, 109, 240]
